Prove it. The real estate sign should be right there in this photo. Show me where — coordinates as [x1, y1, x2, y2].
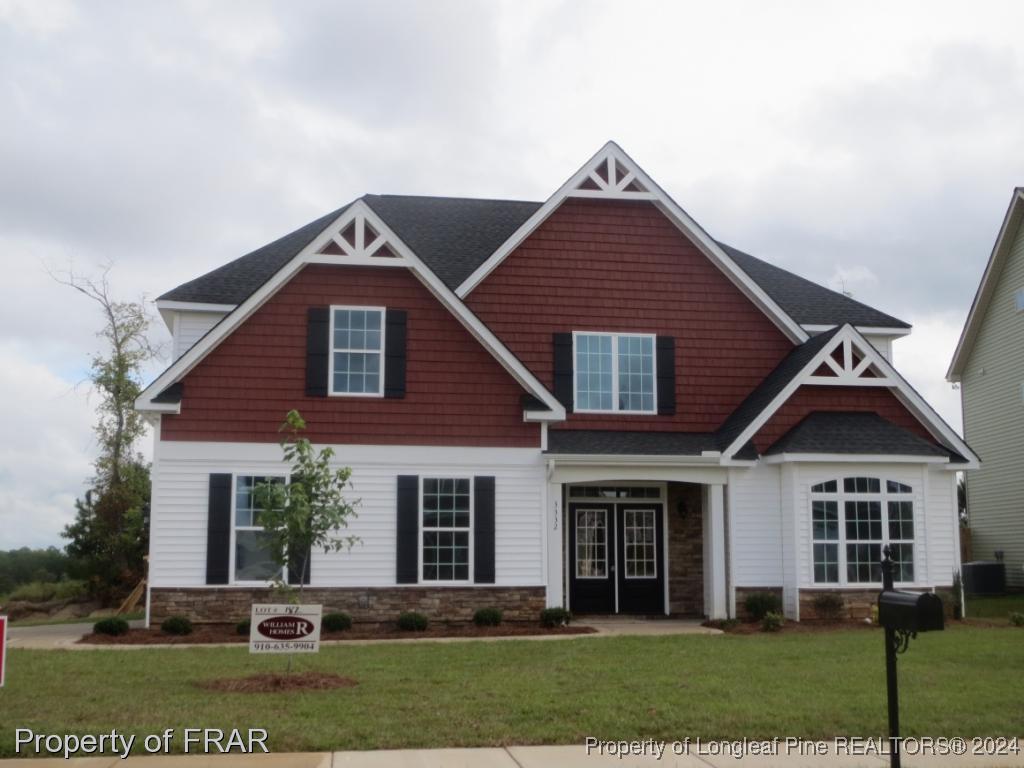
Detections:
[0, 615, 7, 687]
[249, 604, 322, 654]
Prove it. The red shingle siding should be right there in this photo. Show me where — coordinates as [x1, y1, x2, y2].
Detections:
[465, 198, 796, 431]
[162, 264, 539, 446]
[752, 385, 935, 454]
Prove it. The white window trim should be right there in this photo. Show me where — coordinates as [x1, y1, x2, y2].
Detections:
[574, 507, 610, 580]
[230, 473, 288, 586]
[328, 305, 386, 398]
[571, 331, 658, 415]
[809, 478, 917, 588]
[418, 476, 474, 585]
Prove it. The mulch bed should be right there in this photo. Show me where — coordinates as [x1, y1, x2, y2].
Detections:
[705, 618, 878, 635]
[80, 622, 596, 645]
[197, 671, 358, 693]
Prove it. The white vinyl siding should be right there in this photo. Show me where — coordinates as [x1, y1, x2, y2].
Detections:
[172, 310, 228, 359]
[728, 463, 783, 586]
[148, 440, 546, 588]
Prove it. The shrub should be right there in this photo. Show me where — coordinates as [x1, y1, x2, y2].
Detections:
[870, 605, 879, 625]
[323, 611, 353, 632]
[236, 618, 251, 635]
[9, 579, 87, 603]
[540, 607, 572, 628]
[761, 611, 784, 632]
[397, 611, 428, 631]
[160, 616, 193, 636]
[473, 607, 503, 627]
[93, 617, 129, 636]
[743, 591, 782, 621]
[1009, 612, 1024, 627]
[811, 592, 845, 622]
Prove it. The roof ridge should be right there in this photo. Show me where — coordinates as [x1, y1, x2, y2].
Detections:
[365, 193, 542, 205]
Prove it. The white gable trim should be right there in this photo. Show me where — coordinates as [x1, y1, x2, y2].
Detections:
[721, 324, 979, 467]
[455, 141, 809, 344]
[763, 453, 949, 465]
[803, 324, 912, 338]
[136, 200, 566, 420]
[947, 188, 1024, 381]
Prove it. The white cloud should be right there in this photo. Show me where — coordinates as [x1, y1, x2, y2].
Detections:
[891, 312, 968, 434]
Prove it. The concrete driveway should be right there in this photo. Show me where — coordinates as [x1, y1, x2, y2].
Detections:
[7, 619, 145, 650]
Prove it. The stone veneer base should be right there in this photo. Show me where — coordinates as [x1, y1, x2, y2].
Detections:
[149, 586, 547, 625]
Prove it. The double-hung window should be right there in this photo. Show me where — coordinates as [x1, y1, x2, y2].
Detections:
[574, 332, 656, 413]
[234, 475, 286, 582]
[330, 306, 385, 396]
[810, 477, 915, 585]
[421, 478, 471, 582]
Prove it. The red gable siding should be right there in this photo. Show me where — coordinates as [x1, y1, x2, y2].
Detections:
[752, 385, 935, 454]
[465, 198, 795, 431]
[162, 264, 539, 447]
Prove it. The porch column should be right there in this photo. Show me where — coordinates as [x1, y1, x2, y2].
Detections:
[545, 481, 564, 608]
[703, 483, 727, 619]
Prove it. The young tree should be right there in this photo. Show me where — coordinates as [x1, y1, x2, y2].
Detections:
[53, 264, 160, 601]
[253, 410, 360, 599]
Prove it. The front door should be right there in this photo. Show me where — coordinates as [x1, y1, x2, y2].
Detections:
[568, 500, 665, 615]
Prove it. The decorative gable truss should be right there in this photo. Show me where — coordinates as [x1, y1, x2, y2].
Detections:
[721, 324, 979, 468]
[455, 141, 809, 344]
[135, 200, 566, 421]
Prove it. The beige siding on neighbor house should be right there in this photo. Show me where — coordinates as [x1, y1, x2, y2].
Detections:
[961, 218, 1024, 587]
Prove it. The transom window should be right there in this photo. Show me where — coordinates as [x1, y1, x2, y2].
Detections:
[811, 477, 915, 585]
[575, 509, 608, 578]
[421, 478, 471, 582]
[330, 306, 385, 396]
[569, 485, 662, 499]
[574, 332, 656, 413]
[234, 475, 286, 582]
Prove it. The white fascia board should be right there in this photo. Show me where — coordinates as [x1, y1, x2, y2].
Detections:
[455, 141, 808, 345]
[721, 324, 980, 466]
[762, 453, 949, 465]
[803, 324, 912, 338]
[136, 200, 565, 420]
[948, 188, 1024, 381]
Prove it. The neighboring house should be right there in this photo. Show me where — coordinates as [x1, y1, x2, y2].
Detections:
[137, 142, 977, 624]
[948, 187, 1024, 589]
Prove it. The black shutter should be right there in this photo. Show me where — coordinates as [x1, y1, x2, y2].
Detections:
[287, 542, 312, 585]
[656, 335, 676, 416]
[552, 332, 573, 409]
[205, 473, 232, 585]
[396, 475, 419, 584]
[384, 309, 407, 399]
[473, 476, 496, 584]
[306, 307, 330, 397]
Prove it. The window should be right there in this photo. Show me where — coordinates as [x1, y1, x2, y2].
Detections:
[623, 509, 657, 578]
[330, 306, 385, 396]
[234, 475, 286, 582]
[574, 332, 656, 413]
[421, 478, 471, 582]
[575, 508, 608, 578]
[569, 485, 661, 499]
[810, 477, 915, 585]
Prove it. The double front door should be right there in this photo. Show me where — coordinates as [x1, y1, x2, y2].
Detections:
[568, 501, 665, 614]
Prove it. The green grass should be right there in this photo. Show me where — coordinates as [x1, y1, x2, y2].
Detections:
[0, 627, 1020, 756]
[967, 593, 1024, 621]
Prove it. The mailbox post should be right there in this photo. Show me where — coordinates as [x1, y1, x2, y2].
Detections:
[877, 546, 945, 768]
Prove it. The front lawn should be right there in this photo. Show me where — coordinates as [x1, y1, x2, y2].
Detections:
[0, 626, 1020, 756]
[967, 593, 1024, 621]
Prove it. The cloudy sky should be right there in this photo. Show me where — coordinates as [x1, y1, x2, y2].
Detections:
[2, 0, 1022, 548]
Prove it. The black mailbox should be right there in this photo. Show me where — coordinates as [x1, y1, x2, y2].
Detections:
[878, 590, 944, 633]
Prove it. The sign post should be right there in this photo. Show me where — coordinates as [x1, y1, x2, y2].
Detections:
[248, 604, 322, 654]
[0, 614, 7, 688]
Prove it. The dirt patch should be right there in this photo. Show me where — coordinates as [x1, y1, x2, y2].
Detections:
[80, 622, 596, 645]
[704, 618, 879, 635]
[198, 671, 358, 693]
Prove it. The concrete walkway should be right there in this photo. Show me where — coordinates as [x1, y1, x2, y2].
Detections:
[1, 745, 1022, 767]
[6, 618, 717, 650]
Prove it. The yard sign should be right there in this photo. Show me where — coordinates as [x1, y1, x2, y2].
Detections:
[249, 604, 322, 654]
[0, 615, 7, 687]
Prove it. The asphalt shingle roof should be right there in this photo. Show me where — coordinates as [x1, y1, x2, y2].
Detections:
[545, 429, 718, 456]
[158, 196, 910, 331]
[765, 411, 950, 457]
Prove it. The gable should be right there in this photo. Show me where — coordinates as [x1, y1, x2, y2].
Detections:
[465, 197, 796, 432]
[161, 264, 541, 447]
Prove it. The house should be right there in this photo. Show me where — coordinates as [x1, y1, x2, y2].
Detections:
[948, 188, 1024, 589]
[137, 142, 977, 624]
